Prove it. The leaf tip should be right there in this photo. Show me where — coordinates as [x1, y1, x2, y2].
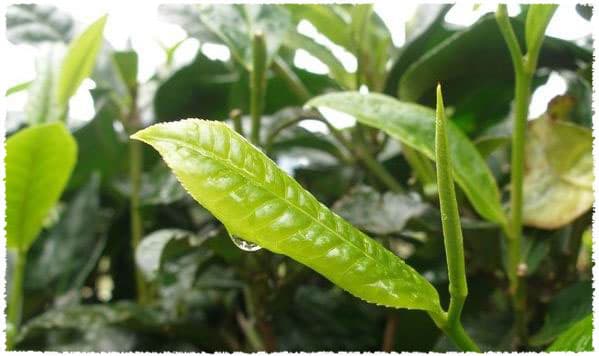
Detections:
[436, 83, 445, 121]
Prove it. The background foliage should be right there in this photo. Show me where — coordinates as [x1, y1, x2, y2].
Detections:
[4, 3, 593, 352]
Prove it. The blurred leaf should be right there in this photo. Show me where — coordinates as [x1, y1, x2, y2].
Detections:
[69, 92, 127, 189]
[531, 281, 592, 346]
[398, 14, 591, 110]
[561, 70, 592, 128]
[26, 174, 106, 296]
[112, 51, 138, 91]
[283, 32, 354, 89]
[547, 314, 593, 351]
[135, 229, 197, 280]
[6, 80, 32, 96]
[525, 5, 558, 65]
[6, 122, 77, 251]
[140, 163, 189, 205]
[576, 4, 593, 21]
[523, 117, 593, 229]
[286, 4, 352, 50]
[307, 92, 506, 225]
[474, 136, 510, 158]
[7, 4, 73, 45]
[275, 285, 384, 351]
[385, 4, 454, 96]
[154, 52, 237, 121]
[334, 185, 428, 235]
[133, 119, 443, 313]
[56, 15, 107, 109]
[196, 4, 292, 69]
[157, 4, 221, 43]
[25, 45, 63, 125]
[17, 302, 162, 351]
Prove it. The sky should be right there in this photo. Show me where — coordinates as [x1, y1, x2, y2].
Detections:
[5, 3, 592, 126]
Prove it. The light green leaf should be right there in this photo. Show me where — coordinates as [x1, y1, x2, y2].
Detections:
[112, 50, 138, 91]
[523, 117, 593, 229]
[6, 122, 78, 252]
[6, 80, 32, 97]
[6, 4, 74, 45]
[197, 4, 291, 69]
[307, 92, 506, 225]
[547, 314, 593, 351]
[132, 119, 442, 313]
[56, 15, 108, 109]
[525, 4, 558, 67]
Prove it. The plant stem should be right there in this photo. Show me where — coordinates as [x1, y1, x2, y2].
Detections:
[429, 311, 480, 352]
[7, 250, 26, 350]
[435, 84, 470, 328]
[271, 56, 311, 102]
[382, 312, 398, 351]
[250, 31, 267, 146]
[230, 109, 244, 136]
[496, 5, 537, 345]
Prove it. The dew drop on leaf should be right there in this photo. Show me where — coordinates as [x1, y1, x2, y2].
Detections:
[226, 229, 262, 252]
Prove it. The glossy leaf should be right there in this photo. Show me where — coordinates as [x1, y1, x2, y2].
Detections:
[56, 15, 108, 108]
[307, 92, 506, 225]
[333, 185, 428, 235]
[196, 4, 292, 69]
[6, 122, 77, 251]
[525, 5, 558, 65]
[132, 119, 442, 313]
[523, 117, 593, 229]
[547, 314, 593, 351]
[7, 4, 73, 45]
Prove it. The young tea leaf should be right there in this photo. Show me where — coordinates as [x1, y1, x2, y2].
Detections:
[55, 14, 107, 109]
[132, 119, 443, 313]
[525, 5, 558, 69]
[6, 122, 78, 252]
[307, 92, 506, 225]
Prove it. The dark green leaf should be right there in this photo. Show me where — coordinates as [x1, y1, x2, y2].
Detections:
[333, 185, 428, 235]
[135, 229, 197, 280]
[307, 92, 506, 225]
[531, 281, 592, 345]
[26, 174, 106, 295]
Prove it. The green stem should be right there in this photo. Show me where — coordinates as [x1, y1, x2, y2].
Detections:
[7, 250, 26, 350]
[435, 84, 470, 328]
[250, 32, 267, 146]
[429, 311, 481, 352]
[271, 56, 311, 102]
[496, 5, 536, 345]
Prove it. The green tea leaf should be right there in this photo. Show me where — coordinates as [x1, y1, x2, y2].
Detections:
[196, 4, 291, 69]
[6, 80, 32, 97]
[523, 117, 593, 229]
[112, 51, 138, 91]
[531, 282, 592, 345]
[307, 92, 506, 225]
[132, 119, 442, 313]
[25, 46, 63, 125]
[56, 15, 108, 109]
[7, 4, 73, 45]
[286, 4, 352, 50]
[525, 5, 558, 67]
[333, 185, 428, 235]
[6, 122, 78, 251]
[547, 314, 593, 351]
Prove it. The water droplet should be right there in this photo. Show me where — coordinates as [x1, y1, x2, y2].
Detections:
[226, 229, 262, 252]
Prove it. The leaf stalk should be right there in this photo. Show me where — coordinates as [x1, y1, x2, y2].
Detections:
[250, 31, 267, 146]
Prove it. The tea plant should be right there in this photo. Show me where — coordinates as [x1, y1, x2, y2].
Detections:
[5, 3, 593, 352]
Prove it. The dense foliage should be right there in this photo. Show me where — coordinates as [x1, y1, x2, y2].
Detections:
[4, 3, 593, 352]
